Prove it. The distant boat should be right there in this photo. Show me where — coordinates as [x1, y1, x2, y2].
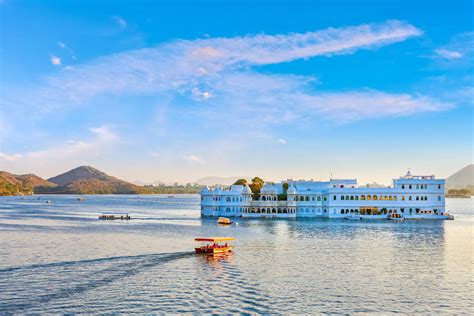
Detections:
[387, 213, 404, 221]
[345, 214, 362, 220]
[217, 217, 232, 225]
[46, 200, 52, 204]
[77, 197, 85, 201]
[98, 212, 131, 220]
[167, 195, 174, 198]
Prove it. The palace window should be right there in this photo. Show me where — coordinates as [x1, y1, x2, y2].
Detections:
[341, 196, 345, 200]
[416, 196, 419, 201]
[361, 195, 366, 200]
[305, 196, 309, 201]
[402, 195, 405, 201]
[367, 195, 371, 200]
[438, 184, 441, 189]
[438, 196, 441, 201]
[409, 196, 412, 201]
[402, 185, 405, 189]
[409, 185, 412, 189]
[317, 196, 321, 201]
[384, 196, 388, 200]
[389, 196, 392, 201]
[333, 195, 337, 200]
[346, 195, 350, 200]
[373, 195, 378, 200]
[394, 196, 397, 201]
[355, 196, 359, 200]
[416, 184, 419, 189]
[350, 196, 354, 200]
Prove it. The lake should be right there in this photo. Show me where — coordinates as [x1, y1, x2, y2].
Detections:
[0, 195, 472, 314]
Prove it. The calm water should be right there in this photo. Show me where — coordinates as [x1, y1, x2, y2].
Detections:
[0, 195, 472, 314]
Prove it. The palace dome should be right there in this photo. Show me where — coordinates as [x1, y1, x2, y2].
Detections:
[287, 185, 297, 195]
[242, 185, 252, 194]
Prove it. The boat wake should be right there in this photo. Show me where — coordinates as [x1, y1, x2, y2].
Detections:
[0, 252, 194, 313]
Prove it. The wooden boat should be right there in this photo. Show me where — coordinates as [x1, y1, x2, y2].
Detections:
[217, 217, 232, 225]
[195, 237, 235, 254]
[98, 212, 131, 220]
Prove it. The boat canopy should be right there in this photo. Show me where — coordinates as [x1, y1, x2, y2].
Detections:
[195, 237, 235, 242]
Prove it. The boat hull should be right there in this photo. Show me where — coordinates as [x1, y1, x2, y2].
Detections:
[195, 246, 233, 254]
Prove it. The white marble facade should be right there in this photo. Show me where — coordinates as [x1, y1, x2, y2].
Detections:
[200, 171, 448, 219]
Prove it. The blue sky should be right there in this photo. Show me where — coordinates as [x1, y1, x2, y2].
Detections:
[0, 0, 472, 184]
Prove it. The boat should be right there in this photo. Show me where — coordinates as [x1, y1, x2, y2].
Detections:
[388, 213, 404, 221]
[443, 212, 455, 220]
[77, 197, 85, 201]
[345, 214, 362, 220]
[217, 217, 232, 225]
[46, 200, 51, 204]
[98, 212, 131, 220]
[194, 237, 235, 254]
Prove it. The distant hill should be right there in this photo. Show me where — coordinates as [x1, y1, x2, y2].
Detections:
[194, 176, 249, 186]
[41, 166, 151, 194]
[0, 171, 56, 196]
[48, 166, 116, 186]
[446, 164, 474, 188]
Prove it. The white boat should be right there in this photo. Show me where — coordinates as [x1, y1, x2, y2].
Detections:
[345, 215, 362, 220]
[387, 213, 404, 221]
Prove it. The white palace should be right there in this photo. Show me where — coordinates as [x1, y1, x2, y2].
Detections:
[200, 171, 451, 219]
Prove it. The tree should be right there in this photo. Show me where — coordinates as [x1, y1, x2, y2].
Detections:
[233, 179, 247, 186]
[250, 177, 264, 200]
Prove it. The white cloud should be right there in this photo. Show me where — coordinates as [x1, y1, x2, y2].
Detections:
[432, 32, 473, 63]
[50, 56, 61, 66]
[434, 49, 462, 59]
[0, 153, 23, 162]
[184, 154, 205, 165]
[26, 126, 118, 160]
[58, 42, 66, 49]
[113, 16, 127, 29]
[277, 139, 287, 145]
[4, 20, 450, 140]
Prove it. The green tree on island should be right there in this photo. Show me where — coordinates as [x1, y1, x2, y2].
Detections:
[233, 179, 248, 186]
[250, 177, 264, 200]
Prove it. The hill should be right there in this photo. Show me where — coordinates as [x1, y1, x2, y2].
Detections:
[48, 166, 117, 186]
[195, 176, 249, 186]
[446, 164, 474, 188]
[38, 166, 151, 194]
[0, 171, 56, 196]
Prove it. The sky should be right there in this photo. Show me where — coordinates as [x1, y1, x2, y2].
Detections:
[0, 0, 473, 185]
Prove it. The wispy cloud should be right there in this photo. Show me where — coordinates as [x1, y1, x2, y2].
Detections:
[434, 48, 462, 60]
[50, 55, 61, 66]
[27, 126, 119, 160]
[9, 20, 431, 119]
[112, 15, 127, 29]
[432, 32, 473, 63]
[277, 139, 287, 145]
[0, 153, 23, 162]
[184, 154, 205, 165]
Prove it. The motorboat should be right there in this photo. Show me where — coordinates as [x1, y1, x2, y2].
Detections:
[195, 237, 234, 254]
[217, 217, 232, 225]
[388, 213, 404, 221]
